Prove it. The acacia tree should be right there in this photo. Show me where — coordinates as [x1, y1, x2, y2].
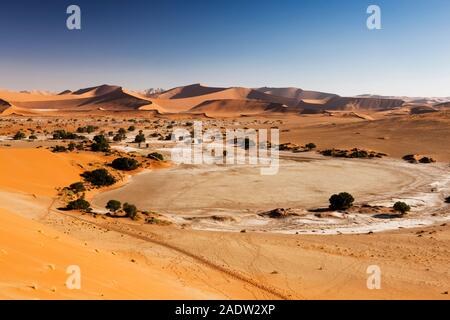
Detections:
[329, 192, 355, 210]
[106, 200, 121, 213]
[393, 201, 411, 215]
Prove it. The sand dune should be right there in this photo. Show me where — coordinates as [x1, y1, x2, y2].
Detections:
[435, 101, 450, 109]
[409, 106, 439, 115]
[0, 208, 218, 299]
[297, 96, 404, 113]
[0, 99, 12, 114]
[281, 111, 450, 161]
[152, 86, 296, 113]
[71, 84, 121, 97]
[256, 87, 338, 103]
[157, 83, 226, 99]
[0, 84, 417, 116]
[188, 99, 289, 116]
[5, 85, 152, 112]
[0, 148, 98, 196]
[0, 147, 270, 299]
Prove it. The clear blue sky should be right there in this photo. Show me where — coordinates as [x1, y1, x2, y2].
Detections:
[0, 0, 449, 96]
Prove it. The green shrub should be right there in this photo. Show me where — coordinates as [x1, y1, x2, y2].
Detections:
[349, 149, 369, 158]
[81, 169, 116, 186]
[419, 157, 435, 164]
[148, 152, 164, 161]
[91, 135, 110, 152]
[67, 199, 91, 211]
[113, 133, 126, 142]
[329, 192, 355, 210]
[67, 142, 76, 151]
[51, 145, 67, 153]
[123, 203, 138, 219]
[77, 125, 98, 133]
[127, 125, 136, 132]
[402, 154, 417, 163]
[106, 200, 121, 213]
[53, 130, 83, 140]
[393, 201, 411, 215]
[305, 143, 317, 150]
[111, 157, 139, 171]
[69, 182, 86, 193]
[134, 132, 146, 143]
[13, 131, 26, 140]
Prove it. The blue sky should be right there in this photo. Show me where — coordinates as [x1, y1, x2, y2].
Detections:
[0, 0, 449, 96]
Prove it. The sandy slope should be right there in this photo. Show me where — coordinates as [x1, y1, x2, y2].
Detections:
[279, 111, 450, 161]
[0, 148, 269, 299]
[0, 208, 218, 300]
[2, 84, 449, 116]
[0, 85, 151, 112]
[188, 99, 288, 117]
[157, 83, 226, 99]
[0, 149, 96, 196]
[256, 87, 338, 104]
[0, 146, 449, 299]
[151, 87, 296, 112]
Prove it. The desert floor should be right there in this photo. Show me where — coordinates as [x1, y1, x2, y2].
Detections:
[0, 114, 449, 300]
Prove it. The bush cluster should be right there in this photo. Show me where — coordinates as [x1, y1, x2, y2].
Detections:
[81, 169, 116, 186]
[111, 157, 139, 171]
[329, 192, 355, 210]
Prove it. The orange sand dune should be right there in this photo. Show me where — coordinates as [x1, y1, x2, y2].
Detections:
[152, 86, 296, 112]
[256, 87, 338, 103]
[71, 84, 121, 97]
[0, 99, 13, 114]
[0, 208, 215, 300]
[188, 99, 289, 117]
[298, 97, 405, 112]
[0, 147, 268, 300]
[157, 83, 226, 99]
[0, 149, 101, 196]
[0, 89, 82, 102]
[1, 85, 151, 112]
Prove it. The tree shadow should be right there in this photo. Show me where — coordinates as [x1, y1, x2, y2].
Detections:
[373, 213, 403, 219]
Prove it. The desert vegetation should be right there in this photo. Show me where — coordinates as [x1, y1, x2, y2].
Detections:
[111, 157, 139, 171]
[12, 131, 26, 140]
[69, 182, 86, 193]
[66, 198, 91, 212]
[320, 148, 386, 159]
[76, 125, 98, 133]
[81, 168, 116, 187]
[123, 202, 138, 219]
[393, 201, 411, 216]
[277, 142, 317, 153]
[329, 192, 355, 210]
[91, 135, 110, 152]
[402, 154, 436, 164]
[106, 199, 121, 213]
[134, 130, 146, 144]
[52, 130, 84, 140]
